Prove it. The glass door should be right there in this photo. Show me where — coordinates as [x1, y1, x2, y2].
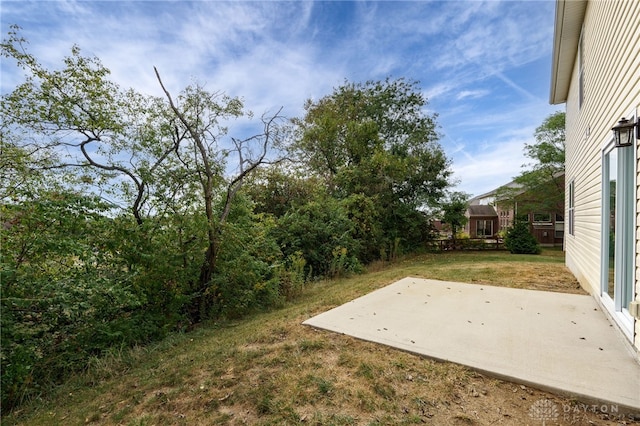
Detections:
[605, 149, 616, 301]
[602, 142, 634, 337]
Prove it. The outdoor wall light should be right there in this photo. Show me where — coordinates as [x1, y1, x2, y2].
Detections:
[611, 117, 638, 148]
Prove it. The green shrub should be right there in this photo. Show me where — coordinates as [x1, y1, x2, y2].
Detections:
[0, 192, 194, 410]
[207, 198, 287, 318]
[329, 246, 363, 278]
[504, 221, 541, 254]
[273, 197, 362, 279]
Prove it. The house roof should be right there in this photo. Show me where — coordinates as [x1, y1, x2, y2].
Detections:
[469, 181, 523, 205]
[468, 205, 497, 217]
[469, 171, 565, 205]
[549, 0, 587, 105]
[468, 190, 496, 205]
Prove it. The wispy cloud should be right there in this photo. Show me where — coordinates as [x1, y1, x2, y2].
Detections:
[456, 89, 490, 101]
[449, 136, 530, 196]
[1, 0, 559, 197]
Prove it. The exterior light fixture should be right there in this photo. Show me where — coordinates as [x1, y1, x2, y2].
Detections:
[611, 117, 637, 148]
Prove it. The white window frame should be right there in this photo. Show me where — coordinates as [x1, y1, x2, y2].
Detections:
[532, 212, 552, 225]
[476, 220, 493, 237]
[578, 26, 584, 108]
[568, 180, 575, 236]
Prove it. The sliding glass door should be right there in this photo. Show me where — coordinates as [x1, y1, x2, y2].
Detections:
[602, 142, 634, 337]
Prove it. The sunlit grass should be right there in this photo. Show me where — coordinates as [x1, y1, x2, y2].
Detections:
[6, 249, 601, 426]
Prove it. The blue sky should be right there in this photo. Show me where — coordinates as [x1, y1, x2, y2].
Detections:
[1, 0, 562, 197]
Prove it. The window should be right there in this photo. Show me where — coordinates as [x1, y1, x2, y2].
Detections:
[533, 213, 551, 223]
[555, 222, 565, 239]
[568, 180, 575, 236]
[578, 26, 584, 108]
[555, 212, 565, 240]
[476, 220, 493, 237]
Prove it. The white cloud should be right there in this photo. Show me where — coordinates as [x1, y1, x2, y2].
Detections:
[1, 0, 559, 198]
[456, 89, 490, 101]
[450, 137, 529, 197]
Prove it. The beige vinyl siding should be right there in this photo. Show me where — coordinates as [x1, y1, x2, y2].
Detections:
[634, 1, 640, 346]
[564, 0, 639, 350]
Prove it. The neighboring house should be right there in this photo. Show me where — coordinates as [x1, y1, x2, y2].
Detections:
[550, 0, 639, 354]
[468, 190, 496, 207]
[466, 205, 498, 238]
[496, 172, 566, 247]
[514, 211, 565, 247]
[466, 176, 565, 247]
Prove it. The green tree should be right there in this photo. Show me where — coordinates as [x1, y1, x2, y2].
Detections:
[291, 78, 451, 256]
[2, 27, 288, 321]
[1, 27, 182, 224]
[441, 191, 470, 240]
[154, 70, 287, 321]
[526, 112, 565, 167]
[498, 111, 565, 214]
[243, 165, 322, 218]
[1, 28, 294, 409]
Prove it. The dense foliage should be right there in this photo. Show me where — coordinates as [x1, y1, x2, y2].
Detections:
[0, 28, 452, 410]
[291, 79, 450, 260]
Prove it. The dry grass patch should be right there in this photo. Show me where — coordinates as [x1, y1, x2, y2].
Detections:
[4, 250, 637, 426]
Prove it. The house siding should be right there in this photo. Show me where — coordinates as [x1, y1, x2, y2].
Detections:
[467, 216, 498, 238]
[563, 0, 640, 351]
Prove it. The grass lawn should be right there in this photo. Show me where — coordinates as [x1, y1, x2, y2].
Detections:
[4, 249, 635, 425]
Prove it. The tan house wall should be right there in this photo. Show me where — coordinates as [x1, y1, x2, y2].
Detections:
[563, 0, 640, 351]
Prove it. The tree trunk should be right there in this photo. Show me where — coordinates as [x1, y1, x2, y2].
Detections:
[191, 235, 218, 323]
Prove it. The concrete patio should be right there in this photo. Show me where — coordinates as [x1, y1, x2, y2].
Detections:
[303, 277, 640, 413]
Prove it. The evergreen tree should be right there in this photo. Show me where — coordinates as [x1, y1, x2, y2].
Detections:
[504, 221, 541, 254]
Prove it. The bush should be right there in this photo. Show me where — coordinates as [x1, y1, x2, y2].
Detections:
[273, 197, 362, 279]
[0, 192, 194, 410]
[504, 221, 541, 254]
[207, 198, 286, 319]
[329, 246, 363, 278]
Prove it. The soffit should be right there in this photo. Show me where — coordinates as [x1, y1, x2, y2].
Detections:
[549, 0, 587, 105]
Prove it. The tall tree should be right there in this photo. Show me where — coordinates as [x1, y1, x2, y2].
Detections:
[1, 28, 291, 407]
[2, 27, 288, 321]
[154, 69, 286, 321]
[291, 78, 451, 255]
